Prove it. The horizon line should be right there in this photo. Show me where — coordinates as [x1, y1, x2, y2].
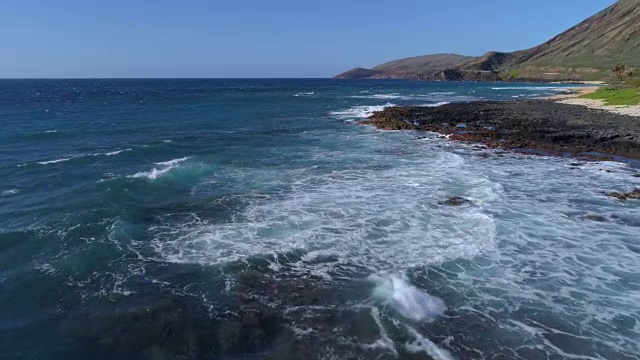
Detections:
[0, 77, 338, 80]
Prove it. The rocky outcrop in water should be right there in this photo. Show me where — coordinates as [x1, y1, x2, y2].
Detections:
[439, 197, 472, 206]
[361, 100, 640, 159]
[607, 189, 640, 200]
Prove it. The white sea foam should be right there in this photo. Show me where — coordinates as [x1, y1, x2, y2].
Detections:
[44, 130, 58, 133]
[155, 156, 189, 166]
[102, 148, 132, 156]
[404, 325, 456, 360]
[491, 86, 569, 92]
[352, 93, 462, 101]
[329, 103, 396, 120]
[429, 92, 456, 95]
[60, 111, 640, 357]
[129, 157, 190, 180]
[37, 157, 72, 165]
[36, 148, 131, 165]
[418, 101, 450, 107]
[130, 168, 173, 180]
[366, 307, 398, 356]
[43, 88, 640, 359]
[371, 274, 447, 322]
[1, 189, 19, 196]
[294, 91, 315, 97]
[145, 147, 498, 274]
[351, 93, 408, 100]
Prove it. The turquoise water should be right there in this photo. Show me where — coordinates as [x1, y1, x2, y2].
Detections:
[1, 79, 639, 359]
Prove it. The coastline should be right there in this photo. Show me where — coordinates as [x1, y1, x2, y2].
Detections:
[546, 85, 640, 117]
[545, 85, 600, 100]
[361, 100, 640, 160]
[555, 97, 640, 117]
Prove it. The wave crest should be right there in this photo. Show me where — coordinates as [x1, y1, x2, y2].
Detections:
[129, 157, 190, 180]
[330, 103, 396, 120]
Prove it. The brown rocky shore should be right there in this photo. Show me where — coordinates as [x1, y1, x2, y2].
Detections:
[361, 100, 640, 160]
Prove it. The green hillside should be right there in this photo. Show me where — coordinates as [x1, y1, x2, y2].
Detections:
[336, 0, 640, 81]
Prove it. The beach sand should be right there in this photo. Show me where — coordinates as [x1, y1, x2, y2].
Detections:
[555, 97, 640, 117]
[546, 86, 600, 99]
[548, 86, 640, 117]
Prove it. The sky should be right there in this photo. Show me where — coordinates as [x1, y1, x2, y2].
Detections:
[0, 0, 619, 78]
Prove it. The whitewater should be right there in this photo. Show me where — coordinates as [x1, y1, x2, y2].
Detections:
[0, 79, 638, 359]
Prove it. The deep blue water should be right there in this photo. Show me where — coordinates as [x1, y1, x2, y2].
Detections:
[1, 79, 639, 359]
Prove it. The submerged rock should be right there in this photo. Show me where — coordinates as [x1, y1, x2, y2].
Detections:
[60, 297, 217, 358]
[606, 189, 640, 200]
[583, 214, 608, 222]
[439, 196, 472, 206]
[59, 292, 288, 359]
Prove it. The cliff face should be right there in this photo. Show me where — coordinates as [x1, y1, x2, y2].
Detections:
[336, 0, 640, 81]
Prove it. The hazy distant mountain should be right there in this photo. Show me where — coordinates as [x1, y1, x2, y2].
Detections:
[336, 0, 640, 81]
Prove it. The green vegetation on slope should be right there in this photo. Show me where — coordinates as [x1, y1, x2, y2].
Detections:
[582, 87, 640, 105]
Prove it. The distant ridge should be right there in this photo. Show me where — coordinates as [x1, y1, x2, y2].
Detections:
[336, 0, 640, 81]
[372, 54, 473, 72]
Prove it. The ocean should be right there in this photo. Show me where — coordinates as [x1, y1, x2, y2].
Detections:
[1, 79, 639, 359]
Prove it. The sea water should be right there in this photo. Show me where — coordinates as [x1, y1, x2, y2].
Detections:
[0, 79, 638, 359]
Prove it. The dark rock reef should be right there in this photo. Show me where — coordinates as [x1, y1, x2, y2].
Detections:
[440, 196, 473, 206]
[361, 100, 640, 159]
[607, 189, 640, 200]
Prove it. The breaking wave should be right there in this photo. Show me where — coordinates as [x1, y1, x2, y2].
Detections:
[329, 103, 396, 120]
[351, 93, 408, 100]
[129, 157, 190, 180]
[371, 274, 447, 321]
[1, 189, 19, 196]
[37, 157, 72, 165]
[35, 149, 133, 166]
[294, 91, 315, 97]
[103, 148, 132, 156]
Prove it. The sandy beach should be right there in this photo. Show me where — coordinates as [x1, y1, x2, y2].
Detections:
[548, 86, 640, 117]
[546, 86, 600, 99]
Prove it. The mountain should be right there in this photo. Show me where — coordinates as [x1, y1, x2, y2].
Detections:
[334, 54, 499, 81]
[336, 0, 640, 81]
[372, 54, 473, 72]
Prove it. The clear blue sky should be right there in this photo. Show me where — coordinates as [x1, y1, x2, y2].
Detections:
[0, 0, 618, 78]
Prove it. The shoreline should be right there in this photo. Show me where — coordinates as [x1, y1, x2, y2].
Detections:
[361, 100, 640, 161]
[546, 85, 640, 117]
[545, 86, 600, 100]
